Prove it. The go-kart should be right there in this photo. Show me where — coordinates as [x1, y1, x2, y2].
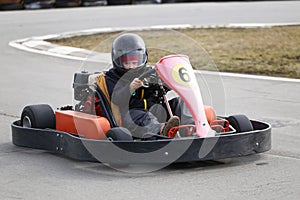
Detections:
[11, 55, 271, 165]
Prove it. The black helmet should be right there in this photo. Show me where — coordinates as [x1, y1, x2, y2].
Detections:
[112, 33, 148, 75]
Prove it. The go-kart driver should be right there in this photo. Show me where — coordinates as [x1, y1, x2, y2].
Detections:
[104, 33, 191, 138]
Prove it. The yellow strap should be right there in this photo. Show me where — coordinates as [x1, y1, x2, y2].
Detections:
[141, 89, 144, 99]
[143, 99, 147, 110]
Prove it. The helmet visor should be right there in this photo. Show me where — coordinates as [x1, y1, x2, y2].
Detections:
[113, 49, 147, 69]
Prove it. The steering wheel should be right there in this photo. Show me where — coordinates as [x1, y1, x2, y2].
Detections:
[138, 68, 160, 88]
[138, 68, 157, 80]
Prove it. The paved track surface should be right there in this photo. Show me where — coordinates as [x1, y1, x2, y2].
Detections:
[1, 1, 300, 199]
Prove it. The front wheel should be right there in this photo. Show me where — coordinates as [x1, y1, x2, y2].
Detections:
[21, 104, 55, 129]
[105, 127, 132, 168]
[106, 127, 133, 141]
[227, 114, 253, 133]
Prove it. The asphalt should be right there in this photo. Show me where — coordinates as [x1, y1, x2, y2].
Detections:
[1, 1, 300, 199]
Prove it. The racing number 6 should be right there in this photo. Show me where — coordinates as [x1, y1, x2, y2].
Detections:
[178, 67, 190, 83]
[171, 64, 192, 86]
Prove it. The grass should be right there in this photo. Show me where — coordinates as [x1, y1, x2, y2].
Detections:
[48, 25, 300, 79]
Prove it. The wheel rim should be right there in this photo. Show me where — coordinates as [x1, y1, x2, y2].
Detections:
[22, 116, 32, 128]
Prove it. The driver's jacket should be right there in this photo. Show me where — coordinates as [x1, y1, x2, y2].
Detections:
[105, 66, 165, 115]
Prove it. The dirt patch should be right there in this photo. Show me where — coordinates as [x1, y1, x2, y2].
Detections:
[48, 26, 300, 79]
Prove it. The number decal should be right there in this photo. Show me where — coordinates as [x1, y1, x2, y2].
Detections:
[172, 64, 192, 86]
[178, 67, 190, 83]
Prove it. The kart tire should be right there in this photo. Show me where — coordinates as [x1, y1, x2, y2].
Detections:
[106, 127, 133, 141]
[105, 127, 132, 168]
[0, 2, 24, 10]
[161, 0, 177, 3]
[21, 104, 55, 129]
[107, 0, 132, 5]
[227, 114, 253, 133]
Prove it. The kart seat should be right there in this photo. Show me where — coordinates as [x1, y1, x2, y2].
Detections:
[90, 73, 121, 127]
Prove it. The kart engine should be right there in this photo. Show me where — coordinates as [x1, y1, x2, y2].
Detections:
[73, 71, 92, 101]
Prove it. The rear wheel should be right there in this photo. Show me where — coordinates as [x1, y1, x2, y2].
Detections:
[21, 104, 55, 129]
[227, 114, 253, 133]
